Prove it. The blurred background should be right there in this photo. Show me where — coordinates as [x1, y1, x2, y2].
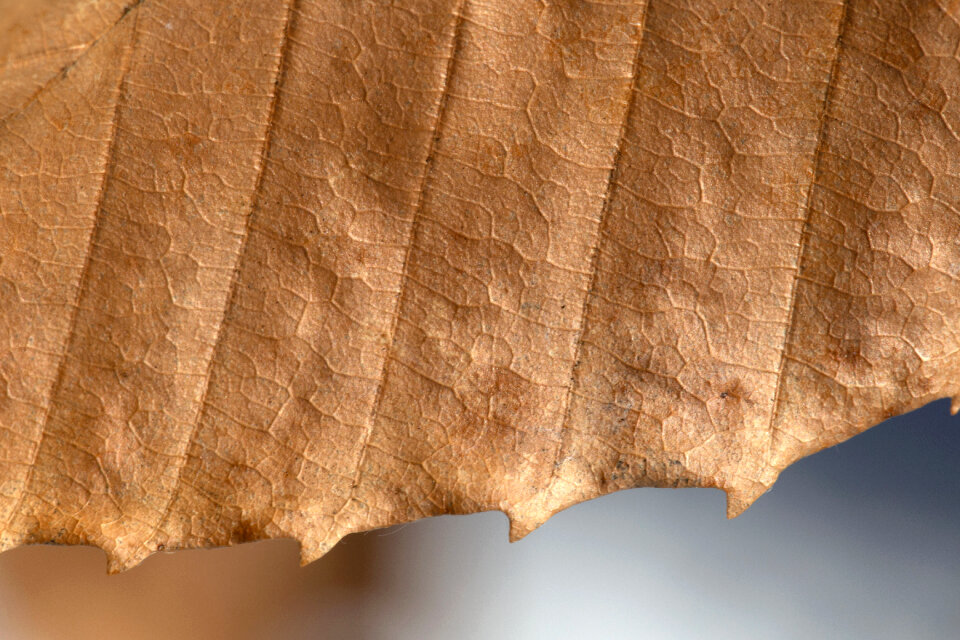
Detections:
[0, 400, 955, 639]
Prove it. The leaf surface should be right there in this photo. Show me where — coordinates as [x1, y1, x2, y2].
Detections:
[1, 0, 958, 571]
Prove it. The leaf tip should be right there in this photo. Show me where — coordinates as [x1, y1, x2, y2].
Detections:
[505, 508, 549, 543]
[104, 548, 139, 575]
[724, 482, 769, 519]
[298, 539, 335, 567]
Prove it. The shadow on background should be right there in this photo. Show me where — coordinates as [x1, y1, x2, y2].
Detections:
[0, 400, 956, 639]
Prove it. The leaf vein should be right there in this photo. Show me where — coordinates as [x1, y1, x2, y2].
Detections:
[148, 0, 300, 545]
[1, 4, 142, 536]
[0, 0, 146, 125]
[330, 0, 471, 533]
[555, 0, 654, 444]
[768, 0, 852, 445]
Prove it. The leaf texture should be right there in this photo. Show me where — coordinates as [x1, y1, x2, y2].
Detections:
[1, 0, 959, 571]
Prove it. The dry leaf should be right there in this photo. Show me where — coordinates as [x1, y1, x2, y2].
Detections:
[1, 0, 958, 572]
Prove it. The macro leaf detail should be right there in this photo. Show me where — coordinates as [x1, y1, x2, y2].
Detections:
[1, 0, 958, 571]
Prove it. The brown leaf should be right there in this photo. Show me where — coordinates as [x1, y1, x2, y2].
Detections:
[1, 0, 958, 572]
